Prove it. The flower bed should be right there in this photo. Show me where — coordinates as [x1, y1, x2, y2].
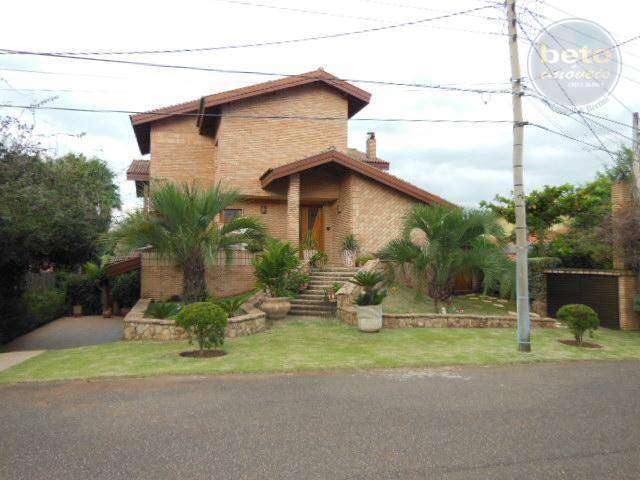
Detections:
[123, 296, 267, 341]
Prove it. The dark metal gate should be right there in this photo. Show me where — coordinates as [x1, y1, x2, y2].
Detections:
[546, 273, 620, 329]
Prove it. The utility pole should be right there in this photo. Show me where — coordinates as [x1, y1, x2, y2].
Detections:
[632, 112, 640, 203]
[506, 0, 531, 352]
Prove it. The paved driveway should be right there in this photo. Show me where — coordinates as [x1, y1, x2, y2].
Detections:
[3, 316, 123, 352]
[1, 361, 639, 479]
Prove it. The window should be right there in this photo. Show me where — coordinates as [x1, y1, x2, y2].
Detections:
[222, 208, 242, 224]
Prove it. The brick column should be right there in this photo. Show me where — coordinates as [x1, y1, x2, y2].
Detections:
[287, 174, 300, 247]
[612, 180, 632, 269]
[619, 273, 640, 330]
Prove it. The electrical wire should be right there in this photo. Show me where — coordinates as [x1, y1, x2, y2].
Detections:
[0, 103, 515, 124]
[7, 5, 497, 57]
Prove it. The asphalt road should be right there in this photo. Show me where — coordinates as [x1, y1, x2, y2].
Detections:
[2, 361, 640, 479]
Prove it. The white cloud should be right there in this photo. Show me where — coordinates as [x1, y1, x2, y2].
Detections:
[1, 0, 638, 207]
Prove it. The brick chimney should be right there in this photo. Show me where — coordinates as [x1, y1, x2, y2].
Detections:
[366, 131, 376, 160]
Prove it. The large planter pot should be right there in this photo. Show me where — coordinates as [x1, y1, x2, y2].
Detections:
[355, 304, 383, 332]
[260, 297, 291, 320]
[342, 250, 356, 268]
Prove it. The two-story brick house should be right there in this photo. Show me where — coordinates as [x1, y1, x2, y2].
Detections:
[126, 69, 452, 298]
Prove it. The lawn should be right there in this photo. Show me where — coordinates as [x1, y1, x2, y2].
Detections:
[1, 318, 640, 384]
[383, 284, 517, 315]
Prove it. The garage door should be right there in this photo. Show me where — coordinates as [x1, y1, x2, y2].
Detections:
[546, 274, 619, 329]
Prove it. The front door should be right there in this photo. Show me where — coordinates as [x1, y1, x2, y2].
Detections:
[300, 206, 324, 252]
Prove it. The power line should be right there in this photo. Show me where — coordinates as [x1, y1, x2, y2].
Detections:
[530, 122, 616, 154]
[0, 103, 516, 124]
[5, 5, 496, 57]
[516, 17, 615, 157]
[0, 66, 126, 79]
[0, 49, 513, 95]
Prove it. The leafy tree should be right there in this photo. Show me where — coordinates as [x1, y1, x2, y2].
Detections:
[111, 182, 266, 303]
[379, 205, 509, 312]
[480, 184, 575, 255]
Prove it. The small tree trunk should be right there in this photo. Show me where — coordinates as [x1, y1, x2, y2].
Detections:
[183, 252, 208, 303]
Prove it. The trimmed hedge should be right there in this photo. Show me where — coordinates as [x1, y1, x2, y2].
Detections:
[528, 257, 560, 301]
[65, 273, 102, 315]
[23, 288, 66, 332]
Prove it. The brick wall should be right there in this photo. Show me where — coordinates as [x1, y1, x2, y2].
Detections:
[215, 84, 348, 196]
[140, 251, 256, 300]
[351, 174, 418, 255]
[619, 273, 640, 330]
[150, 116, 217, 187]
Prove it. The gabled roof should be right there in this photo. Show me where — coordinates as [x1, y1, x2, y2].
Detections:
[260, 149, 453, 207]
[130, 69, 371, 154]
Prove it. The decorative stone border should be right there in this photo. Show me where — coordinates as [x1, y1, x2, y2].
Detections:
[123, 296, 267, 341]
[338, 306, 557, 329]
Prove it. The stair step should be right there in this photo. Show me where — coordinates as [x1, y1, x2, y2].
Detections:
[291, 302, 332, 309]
[297, 293, 325, 300]
[289, 309, 336, 317]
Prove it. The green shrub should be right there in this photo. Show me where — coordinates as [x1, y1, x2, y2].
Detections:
[213, 293, 251, 317]
[353, 270, 387, 306]
[252, 238, 301, 297]
[355, 255, 374, 267]
[300, 232, 318, 251]
[557, 304, 599, 344]
[284, 270, 309, 295]
[635, 295, 640, 313]
[342, 234, 359, 253]
[528, 257, 560, 301]
[175, 302, 228, 351]
[111, 271, 140, 309]
[24, 288, 66, 330]
[310, 251, 328, 268]
[145, 302, 181, 319]
[65, 274, 102, 314]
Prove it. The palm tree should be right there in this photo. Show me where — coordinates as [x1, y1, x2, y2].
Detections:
[110, 182, 266, 303]
[378, 204, 508, 312]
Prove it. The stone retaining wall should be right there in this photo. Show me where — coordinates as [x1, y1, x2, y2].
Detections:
[123, 297, 267, 341]
[339, 306, 556, 329]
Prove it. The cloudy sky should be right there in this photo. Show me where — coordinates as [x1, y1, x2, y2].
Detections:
[1, 0, 639, 212]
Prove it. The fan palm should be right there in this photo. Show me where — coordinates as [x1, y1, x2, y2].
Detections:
[380, 204, 508, 312]
[110, 182, 266, 303]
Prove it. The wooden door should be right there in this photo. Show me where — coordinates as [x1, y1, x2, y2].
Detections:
[300, 206, 324, 252]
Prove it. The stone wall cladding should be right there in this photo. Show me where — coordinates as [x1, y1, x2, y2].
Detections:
[123, 297, 267, 341]
[140, 251, 256, 300]
[338, 306, 556, 329]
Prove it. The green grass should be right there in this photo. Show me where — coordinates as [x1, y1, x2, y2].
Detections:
[383, 284, 517, 315]
[1, 318, 640, 384]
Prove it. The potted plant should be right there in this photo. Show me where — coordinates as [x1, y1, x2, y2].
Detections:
[352, 271, 387, 332]
[310, 251, 328, 269]
[252, 238, 300, 319]
[342, 234, 359, 268]
[301, 232, 318, 263]
[323, 282, 342, 303]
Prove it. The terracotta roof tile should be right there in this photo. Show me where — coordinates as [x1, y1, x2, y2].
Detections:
[260, 149, 454, 207]
[126, 159, 150, 181]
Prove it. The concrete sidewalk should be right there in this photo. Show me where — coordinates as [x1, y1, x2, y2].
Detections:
[0, 350, 43, 372]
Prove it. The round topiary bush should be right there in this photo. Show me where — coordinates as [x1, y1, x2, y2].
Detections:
[556, 304, 599, 344]
[175, 302, 228, 354]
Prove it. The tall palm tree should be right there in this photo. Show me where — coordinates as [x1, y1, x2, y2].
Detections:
[110, 182, 266, 303]
[378, 204, 508, 312]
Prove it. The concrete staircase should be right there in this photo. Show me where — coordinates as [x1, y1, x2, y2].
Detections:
[290, 266, 358, 317]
